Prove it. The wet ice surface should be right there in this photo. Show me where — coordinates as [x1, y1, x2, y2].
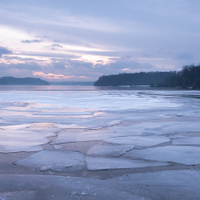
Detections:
[1, 86, 200, 199]
[16, 150, 85, 171]
[0, 130, 45, 152]
[87, 144, 134, 157]
[172, 136, 200, 145]
[124, 146, 200, 165]
[104, 135, 170, 146]
[0, 191, 36, 200]
[85, 156, 169, 170]
[1, 170, 200, 200]
[0, 124, 57, 152]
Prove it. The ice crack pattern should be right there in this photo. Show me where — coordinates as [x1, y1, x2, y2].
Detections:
[1, 88, 200, 199]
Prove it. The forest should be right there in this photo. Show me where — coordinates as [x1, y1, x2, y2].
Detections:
[94, 64, 200, 89]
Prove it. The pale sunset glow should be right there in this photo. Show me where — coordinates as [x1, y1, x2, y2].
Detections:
[33, 72, 86, 80]
[0, 1, 200, 80]
[122, 68, 130, 71]
[73, 54, 118, 65]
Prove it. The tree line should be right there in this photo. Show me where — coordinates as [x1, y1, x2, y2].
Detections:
[164, 64, 200, 89]
[94, 64, 200, 89]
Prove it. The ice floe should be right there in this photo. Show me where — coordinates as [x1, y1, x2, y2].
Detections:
[104, 135, 170, 147]
[0, 131, 52, 153]
[87, 144, 134, 156]
[53, 128, 113, 144]
[172, 137, 200, 145]
[85, 156, 169, 170]
[124, 146, 200, 165]
[0, 123, 60, 153]
[53, 145, 63, 150]
[127, 120, 200, 136]
[16, 150, 85, 171]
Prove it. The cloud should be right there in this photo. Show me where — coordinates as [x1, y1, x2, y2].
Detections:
[122, 68, 130, 71]
[33, 72, 86, 80]
[0, 46, 12, 57]
[1, 1, 200, 80]
[0, 55, 161, 81]
[94, 60, 158, 75]
[53, 39, 61, 43]
[51, 44, 62, 48]
[48, 43, 63, 50]
[176, 53, 194, 61]
[0, 63, 38, 78]
[21, 39, 43, 43]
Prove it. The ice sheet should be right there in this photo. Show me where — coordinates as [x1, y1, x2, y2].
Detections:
[104, 135, 170, 146]
[0, 90, 181, 111]
[54, 125, 172, 145]
[53, 128, 126, 144]
[0, 123, 60, 153]
[85, 156, 169, 170]
[1, 170, 200, 199]
[0, 131, 52, 153]
[87, 144, 134, 156]
[0, 88, 200, 199]
[0, 90, 200, 158]
[172, 137, 200, 145]
[0, 191, 36, 200]
[124, 146, 200, 165]
[16, 150, 85, 171]
[123, 120, 200, 136]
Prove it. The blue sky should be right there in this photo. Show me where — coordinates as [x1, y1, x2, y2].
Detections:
[0, 0, 200, 81]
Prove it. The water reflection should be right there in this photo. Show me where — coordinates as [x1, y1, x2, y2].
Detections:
[0, 85, 177, 91]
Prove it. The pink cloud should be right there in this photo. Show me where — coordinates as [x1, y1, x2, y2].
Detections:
[121, 68, 130, 71]
[33, 72, 86, 80]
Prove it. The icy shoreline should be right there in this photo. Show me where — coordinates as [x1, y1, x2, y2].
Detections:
[0, 88, 200, 199]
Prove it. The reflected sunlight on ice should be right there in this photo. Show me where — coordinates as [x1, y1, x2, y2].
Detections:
[0, 86, 200, 171]
[0, 89, 180, 111]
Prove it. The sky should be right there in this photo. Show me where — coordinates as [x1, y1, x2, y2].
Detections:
[0, 0, 200, 82]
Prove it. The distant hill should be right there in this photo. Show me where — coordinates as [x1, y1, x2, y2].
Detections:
[0, 77, 50, 85]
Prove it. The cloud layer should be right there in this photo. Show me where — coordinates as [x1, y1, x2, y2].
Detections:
[0, 47, 12, 57]
[0, 0, 199, 81]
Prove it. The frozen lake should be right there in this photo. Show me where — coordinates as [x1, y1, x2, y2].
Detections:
[0, 85, 200, 199]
